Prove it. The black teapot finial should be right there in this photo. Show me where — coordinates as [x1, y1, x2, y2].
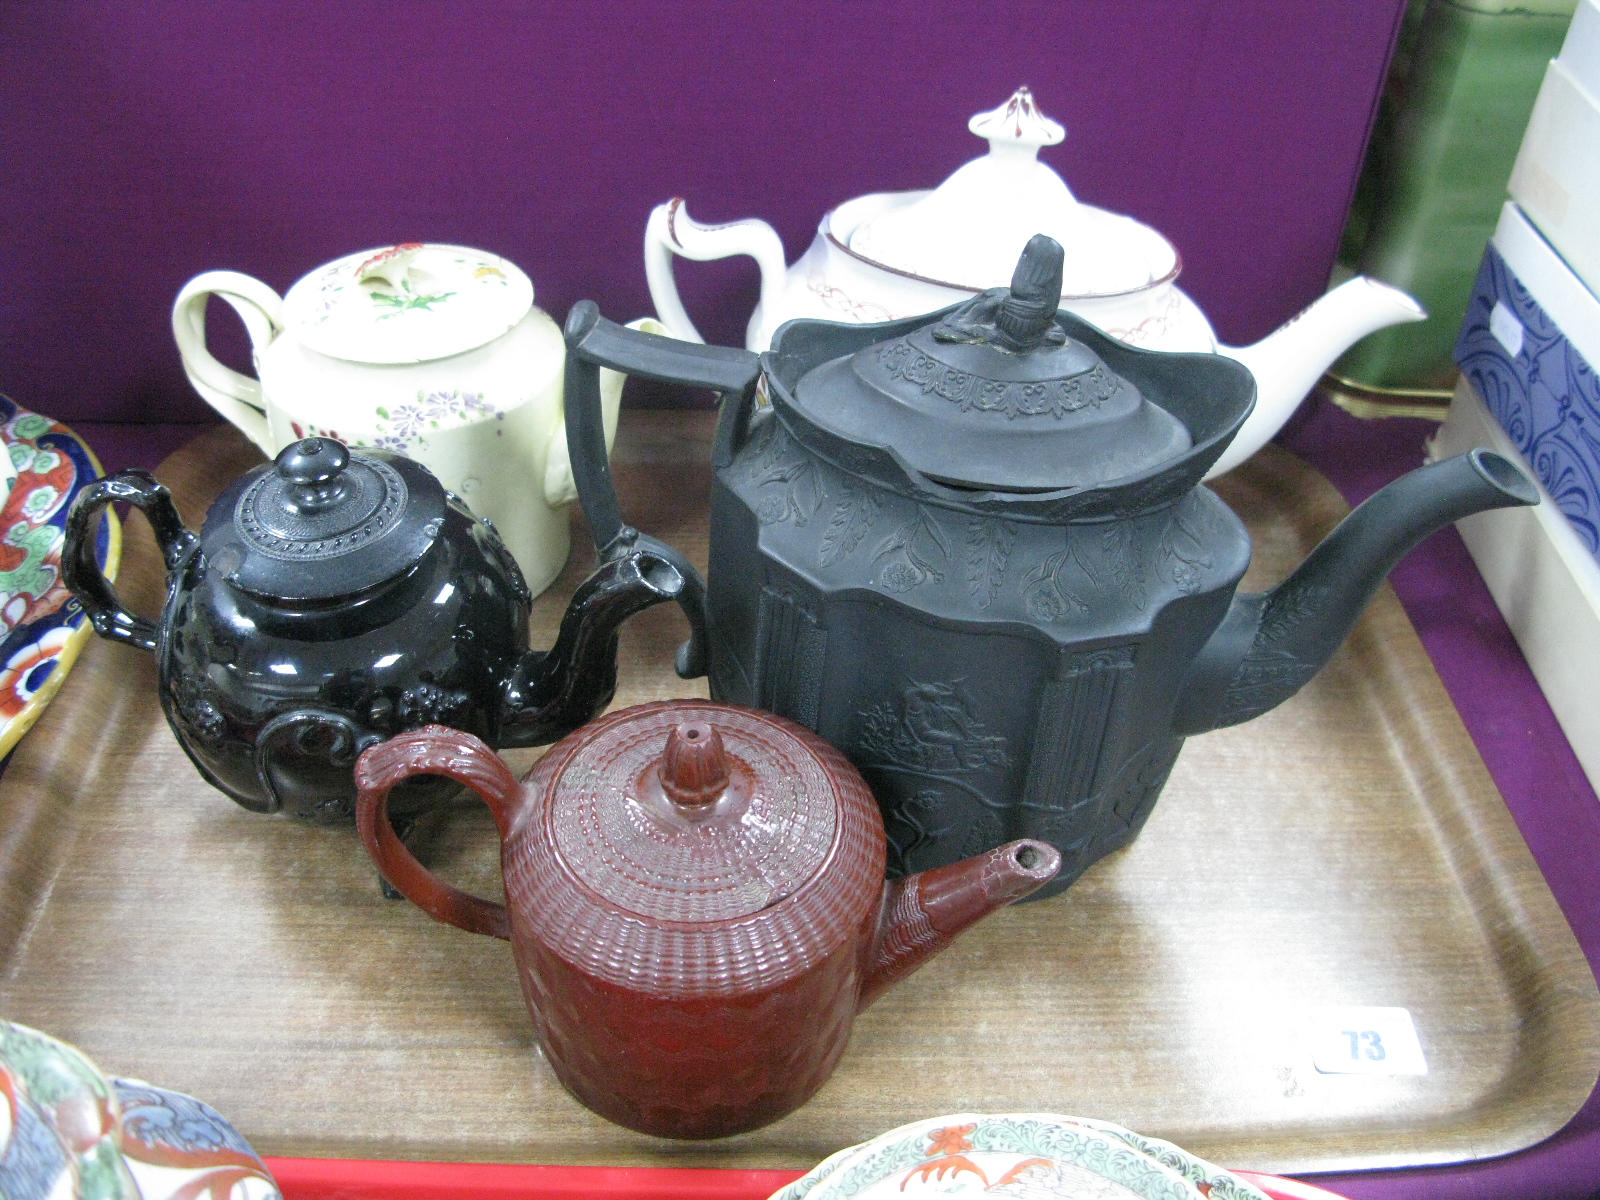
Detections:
[932, 232, 1068, 354]
[997, 233, 1065, 351]
[276, 437, 349, 513]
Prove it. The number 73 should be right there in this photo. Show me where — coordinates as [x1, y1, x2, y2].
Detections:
[1342, 1029, 1387, 1061]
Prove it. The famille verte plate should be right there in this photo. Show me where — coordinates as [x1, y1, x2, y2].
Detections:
[0, 1020, 279, 1200]
[771, 1113, 1274, 1200]
[0, 394, 120, 761]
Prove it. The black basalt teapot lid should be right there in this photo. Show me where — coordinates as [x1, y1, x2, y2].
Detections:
[201, 438, 446, 602]
[791, 234, 1192, 493]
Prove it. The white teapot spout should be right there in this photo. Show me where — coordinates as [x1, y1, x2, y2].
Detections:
[1205, 276, 1425, 478]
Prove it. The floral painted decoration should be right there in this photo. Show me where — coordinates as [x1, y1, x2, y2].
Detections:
[368, 280, 457, 318]
[770, 1113, 1275, 1200]
[0, 395, 119, 756]
[290, 388, 502, 455]
[0, 1019, 279, 1200]
[0, 1021, 139, 1200]
[353, 244, 457, 318]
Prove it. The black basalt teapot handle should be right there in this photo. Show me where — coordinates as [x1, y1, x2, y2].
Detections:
[63, 471, 198, 652]
[563, 301, 762, 678]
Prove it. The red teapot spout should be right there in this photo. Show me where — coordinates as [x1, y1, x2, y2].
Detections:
[860, 839, 1060, 1010]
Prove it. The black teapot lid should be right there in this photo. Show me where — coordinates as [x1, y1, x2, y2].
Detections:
[791, 235, 1192, 493]
[201, 438, 446, 602]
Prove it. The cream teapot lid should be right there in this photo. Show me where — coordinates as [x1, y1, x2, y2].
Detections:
[846, 88, 1178, 298]
[282, 242, 535, 364]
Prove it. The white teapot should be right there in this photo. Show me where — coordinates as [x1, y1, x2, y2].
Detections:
[174, 242, 641, 597]
[645, 88, 1426, 478]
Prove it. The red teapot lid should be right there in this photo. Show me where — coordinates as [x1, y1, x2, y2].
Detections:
[543, 701, 858, 922]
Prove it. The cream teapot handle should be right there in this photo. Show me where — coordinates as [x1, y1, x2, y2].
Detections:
[541, 317, 661, 508]
[644, 198, 788, 344]
[171, 271, 286, 456]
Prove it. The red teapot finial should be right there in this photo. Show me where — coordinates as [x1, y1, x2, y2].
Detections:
[657, 721, 730, 808]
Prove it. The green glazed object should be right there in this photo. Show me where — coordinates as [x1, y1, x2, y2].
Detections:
[1336, 0, 1575, 392]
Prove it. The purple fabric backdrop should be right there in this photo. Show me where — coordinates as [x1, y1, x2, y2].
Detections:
[0, 1, 1404, 429]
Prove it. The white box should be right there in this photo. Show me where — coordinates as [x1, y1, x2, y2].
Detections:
[1428, 378, 1600, 791]
[1493, 201, 1600, 365]
[1561, 0, 1600, 98]
[1509, 56, 1600, 297]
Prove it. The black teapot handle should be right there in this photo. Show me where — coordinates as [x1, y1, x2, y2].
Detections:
[63, 471, 198, 652]
[562, 302, 762, 679]
[563, 301, 762, 543]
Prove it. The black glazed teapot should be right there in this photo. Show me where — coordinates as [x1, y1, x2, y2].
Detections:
[62, 435, 704, 822]
[561, 235, 1539, 901]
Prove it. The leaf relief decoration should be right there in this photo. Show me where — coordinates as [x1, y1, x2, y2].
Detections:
[1159, 505, 1213, 595]
[1021, 549, 1088, 622]
[819, 485, 881, 566]
[1097, 523, 1147, 612]
[1257, 582, 1329, 643]
[964, 517, 1017, 608]
[742, 411, 785, 480]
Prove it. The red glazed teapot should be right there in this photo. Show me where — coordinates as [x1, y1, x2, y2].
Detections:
[354, 700, 1059, 1139]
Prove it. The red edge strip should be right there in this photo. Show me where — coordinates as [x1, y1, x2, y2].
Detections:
[262, 1157, 1346, 1200]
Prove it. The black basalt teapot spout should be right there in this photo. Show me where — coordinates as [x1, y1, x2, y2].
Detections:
[1172, 448, 1539, 735]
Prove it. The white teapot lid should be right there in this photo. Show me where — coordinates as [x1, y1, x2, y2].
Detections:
[847, 89, 1177, 297]
[282, 243, 535, 364]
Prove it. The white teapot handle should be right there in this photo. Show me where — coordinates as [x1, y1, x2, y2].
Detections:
[171, 271, 286, 456]
[644, 198, 788, 344]
[541, 317, 662, 508]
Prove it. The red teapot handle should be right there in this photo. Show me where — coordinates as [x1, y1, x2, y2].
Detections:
[354, 727, 522, 940]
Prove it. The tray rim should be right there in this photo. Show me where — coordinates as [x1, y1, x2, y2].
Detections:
[258, 1154, 1348, 1200]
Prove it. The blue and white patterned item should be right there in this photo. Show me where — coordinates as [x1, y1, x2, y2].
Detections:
[0, 1020, 279, 1200]
[1456, 242, 1600, 561]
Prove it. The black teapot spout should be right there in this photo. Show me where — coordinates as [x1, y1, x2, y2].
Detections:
[492, 299, 747, 746]
[495, 536, 698, 746]
[1173, 449, 1539, 735]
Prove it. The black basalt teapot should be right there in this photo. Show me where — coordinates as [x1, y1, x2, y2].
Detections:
[561, 234, 1538, 901]
[62, 434, 704, 823]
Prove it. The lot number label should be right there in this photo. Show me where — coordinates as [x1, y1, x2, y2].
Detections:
[1308, 1006, 1428, 1075]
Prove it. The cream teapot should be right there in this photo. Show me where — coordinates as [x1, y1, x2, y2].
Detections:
[644, 87, 1425, 479]
[174, 242, 645, 597]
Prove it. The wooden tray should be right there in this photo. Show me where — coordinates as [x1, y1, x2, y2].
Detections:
[2, 414, 1596, 1176]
